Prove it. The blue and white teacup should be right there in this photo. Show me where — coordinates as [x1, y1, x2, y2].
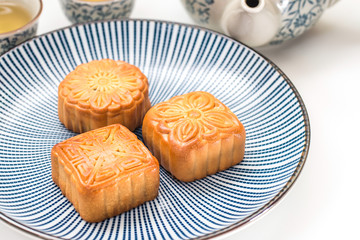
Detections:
[0, 0, 43, 55]
[60, 0, 134, 24]
[181, 0, 340, 47]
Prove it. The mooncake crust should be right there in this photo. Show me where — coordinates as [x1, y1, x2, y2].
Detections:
[142, 91, 246, 182]
[51, 124, 159, 222]
[58, 59, 151, 133]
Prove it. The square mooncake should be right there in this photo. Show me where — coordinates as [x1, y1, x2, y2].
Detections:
[51, 124, 159, 222]
[142, 91, 246, 182]
[58, 59, 151, 133]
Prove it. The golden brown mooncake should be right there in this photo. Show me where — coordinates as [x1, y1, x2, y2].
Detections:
[51, 124, 159, 222]
[142, 91, 246, 182]
[58, 59, 151, 133]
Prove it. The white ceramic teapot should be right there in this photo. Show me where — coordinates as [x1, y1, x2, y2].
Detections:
[181, 0, 339, 47]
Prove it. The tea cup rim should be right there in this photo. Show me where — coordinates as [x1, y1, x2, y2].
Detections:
[0, 0, 43, 38]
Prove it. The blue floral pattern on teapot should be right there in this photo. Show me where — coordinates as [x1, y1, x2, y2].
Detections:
[182, 0, 340, 47]
[271, 0, 334, 44]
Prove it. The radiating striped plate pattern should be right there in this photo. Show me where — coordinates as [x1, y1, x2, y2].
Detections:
[0, 20, 310, 239]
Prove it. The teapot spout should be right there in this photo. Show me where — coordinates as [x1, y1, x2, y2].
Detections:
[239, 0, 265, 13]
[221, 0, 281, 47]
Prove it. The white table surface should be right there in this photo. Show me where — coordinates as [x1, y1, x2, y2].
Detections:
[1, 0, 360, 239]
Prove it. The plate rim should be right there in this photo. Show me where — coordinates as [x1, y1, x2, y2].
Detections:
[0, 18, 311, 240]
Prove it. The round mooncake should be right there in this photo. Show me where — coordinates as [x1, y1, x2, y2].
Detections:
[58, 59, 151, 133]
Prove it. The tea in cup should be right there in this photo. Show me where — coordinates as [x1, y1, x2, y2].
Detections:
[0, 0, 42, 55]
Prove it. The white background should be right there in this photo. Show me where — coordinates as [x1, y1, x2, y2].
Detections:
[1, 0, 360, 239]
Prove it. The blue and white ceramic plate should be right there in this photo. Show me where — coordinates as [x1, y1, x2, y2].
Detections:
[0, 20, 310, 239]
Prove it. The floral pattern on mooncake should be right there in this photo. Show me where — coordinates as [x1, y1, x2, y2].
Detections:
[151, 91, 242, 146]
[142, 91, 246, 182]
[58, 59, 151, 133]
